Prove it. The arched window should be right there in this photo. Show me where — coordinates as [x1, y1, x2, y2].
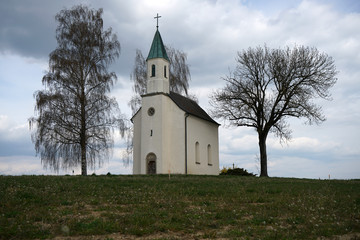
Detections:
[151, 64, 155, 77]
[164, 65, 167, 78]
[195, 142, 200, 164]
[207, 144, 212, 166]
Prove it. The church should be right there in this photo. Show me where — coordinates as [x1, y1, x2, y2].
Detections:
[131, 24, 219, 175]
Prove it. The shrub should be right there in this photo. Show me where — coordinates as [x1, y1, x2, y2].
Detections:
[220, 167, 256, 176]
[220, 167, 229, 175]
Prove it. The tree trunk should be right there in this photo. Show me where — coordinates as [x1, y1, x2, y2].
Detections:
[258, 133, 269, 177]
[80, 118, 87, 175]
[80, 87, 87, 176]
[81, 144, 87, 176]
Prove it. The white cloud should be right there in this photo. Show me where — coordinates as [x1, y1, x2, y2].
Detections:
[91, 157, 132, 175]
[267, 136, 340, 153]
[0, 154, 132, 176]
[0, 115, 10, 131]
[0, 156, 45, 175]
[269, 155, 360, 179]
[0, 115, 28, 141]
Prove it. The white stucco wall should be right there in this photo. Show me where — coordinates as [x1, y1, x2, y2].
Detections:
[137, 94, 186, 174]
[186, 115, 219, 175]
[132, 109, 142, 174]
[132, 93, 219, 175]
[162, 96, 186, 174]
[139, 94, 164, 174]
[146, 58, 170, 94]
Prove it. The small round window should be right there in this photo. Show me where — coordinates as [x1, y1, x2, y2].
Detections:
[148, 107, 155, 116]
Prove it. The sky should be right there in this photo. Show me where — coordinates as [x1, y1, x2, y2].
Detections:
[0, 0, 359, 179]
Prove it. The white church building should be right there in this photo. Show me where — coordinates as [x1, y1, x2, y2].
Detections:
[131, 26, 219, 175]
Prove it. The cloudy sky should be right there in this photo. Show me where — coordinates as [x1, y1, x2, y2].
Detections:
[0, 0, 359, 178]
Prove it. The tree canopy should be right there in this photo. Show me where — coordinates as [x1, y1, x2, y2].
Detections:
[211, 45, 337, 177]
[29, 5, 126, 175]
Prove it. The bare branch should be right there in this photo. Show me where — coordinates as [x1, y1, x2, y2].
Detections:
[210, 45, 337, 177]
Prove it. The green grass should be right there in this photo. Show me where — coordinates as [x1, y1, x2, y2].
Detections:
[0, 175, 359, 239]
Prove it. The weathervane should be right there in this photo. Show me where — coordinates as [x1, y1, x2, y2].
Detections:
[154, 13, 161, 28]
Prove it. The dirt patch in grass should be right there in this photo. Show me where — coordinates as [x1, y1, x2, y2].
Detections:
[52, 231, 216, 240]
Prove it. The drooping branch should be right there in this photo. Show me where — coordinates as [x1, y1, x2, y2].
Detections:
[29, 5, 126, 175]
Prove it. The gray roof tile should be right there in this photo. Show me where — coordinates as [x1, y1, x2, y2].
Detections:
[169, 92, 219, 125]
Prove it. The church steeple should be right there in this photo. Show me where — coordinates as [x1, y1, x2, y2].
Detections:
[147, 29, 169, 61]
[146, 15, 170, 94]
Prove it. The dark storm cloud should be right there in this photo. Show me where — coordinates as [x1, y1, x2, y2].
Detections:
[0, 1, 138, 61]
[0, 1, 60, 58]
[0, 138, 34, 157]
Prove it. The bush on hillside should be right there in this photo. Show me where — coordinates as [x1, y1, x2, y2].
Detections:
[220, 167, 256, 176]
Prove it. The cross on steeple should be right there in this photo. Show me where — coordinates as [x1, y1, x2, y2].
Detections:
[154, 13, 161, 28]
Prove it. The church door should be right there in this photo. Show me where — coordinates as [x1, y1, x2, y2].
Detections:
[146, 153, 157, 174]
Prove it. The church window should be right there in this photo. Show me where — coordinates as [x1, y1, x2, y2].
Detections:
[207, 144, 212, 166]
[195, 142, 200, 164]
[148, 107, 155, 116]
[151, 64, 155, 77]
[164, 65, 167, 78]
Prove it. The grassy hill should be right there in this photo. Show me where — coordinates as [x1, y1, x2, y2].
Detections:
[0, 175, 359, 239]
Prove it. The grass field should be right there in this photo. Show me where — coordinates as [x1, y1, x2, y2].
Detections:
[0, 175, 359, 239]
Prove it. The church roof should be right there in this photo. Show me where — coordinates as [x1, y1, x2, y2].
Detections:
[169, 92, 219, 125]
[131, 92, 220, 125]
[147, 29, 169, 61]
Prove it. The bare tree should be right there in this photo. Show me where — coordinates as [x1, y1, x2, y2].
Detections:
[167, 46, 191, 95]
[128, 50, 147, 115]
[129, 46, 191, 114]
[29, 5, 126, 175]
[210, 45, 337, 177]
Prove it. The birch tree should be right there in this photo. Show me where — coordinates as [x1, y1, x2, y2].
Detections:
[29, 5, 126, 175]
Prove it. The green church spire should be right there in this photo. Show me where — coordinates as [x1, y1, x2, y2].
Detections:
[146, 29, 169, 61]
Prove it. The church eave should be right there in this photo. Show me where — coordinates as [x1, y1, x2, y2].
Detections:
[130, 107, 142, 123]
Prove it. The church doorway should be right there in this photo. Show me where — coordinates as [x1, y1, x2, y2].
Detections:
[146, 153, 157, 174]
